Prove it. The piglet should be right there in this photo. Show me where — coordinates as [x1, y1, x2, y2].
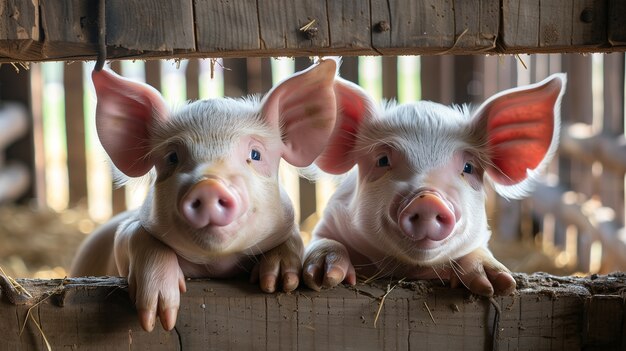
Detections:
[304, 74, 566, 296]
[70, 58, 338, 331]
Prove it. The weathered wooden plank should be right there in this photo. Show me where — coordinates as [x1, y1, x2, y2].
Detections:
[39, 0, 98, 60]
[608, 0, 626, 46]
[327, 0, 373, 55]
[2, 274, 625, 350]
[106, 0, 195, 52]
[584, 295, 625, 350]
[63, 62, 88, 206]
[195, 0, 259, 52]
[0, 0, 40, 61]
[1, 0, 626, 62]
[371, 0, 455, 54]
[257, 0, 330, 55]
[502, 0, 608, 51]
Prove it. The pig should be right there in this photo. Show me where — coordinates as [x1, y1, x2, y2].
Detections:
[70, 58, 338, 332]
[304, 73, 566, 296]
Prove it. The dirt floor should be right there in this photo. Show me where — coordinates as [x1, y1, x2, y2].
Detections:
[0, 205, 577, 279]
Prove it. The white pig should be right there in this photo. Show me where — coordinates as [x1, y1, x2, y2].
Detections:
[70, 58, 338, 332]
[304, 74, 566, 296]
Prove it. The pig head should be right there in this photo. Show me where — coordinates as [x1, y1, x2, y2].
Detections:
[305, 74, 566, 297]
[70, 58, 338, 331]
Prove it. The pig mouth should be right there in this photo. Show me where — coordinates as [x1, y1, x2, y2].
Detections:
[391, 189, 459, 249]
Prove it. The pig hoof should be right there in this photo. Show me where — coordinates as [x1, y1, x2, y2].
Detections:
[138, 309, 157, 332]
[491, 272, 516, 295]
[159, 307, 178, 331]
[282, 272, 300, 292]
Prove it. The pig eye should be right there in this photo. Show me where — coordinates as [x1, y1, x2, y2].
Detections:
[376, 155, 390, 168]
[250, 149, 261, 161]
[463, 162, 473, 174]
[166, 151, 179, 166]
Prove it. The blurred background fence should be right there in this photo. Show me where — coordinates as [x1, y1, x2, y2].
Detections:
[0, 53, 624, 279]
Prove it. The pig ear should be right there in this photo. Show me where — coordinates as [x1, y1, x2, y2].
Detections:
[92, 69, 168, 177]
[260, 58, 338, 167]
[315, 78, 376, 174]
[475, 73, 566, 199]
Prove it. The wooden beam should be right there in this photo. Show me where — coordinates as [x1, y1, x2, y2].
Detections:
[1, 274, 625, 350]
[0, 0, 625, 63]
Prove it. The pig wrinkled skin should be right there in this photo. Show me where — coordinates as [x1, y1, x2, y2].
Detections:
[70, 58, 338, 332]
[304, 74, 566, 297]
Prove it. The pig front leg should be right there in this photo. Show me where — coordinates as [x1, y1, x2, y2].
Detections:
[114, 218, 186, 332]
[447, 247, 516, 296]
[302, 237, 357, 291]
[251, 229, 304, 293]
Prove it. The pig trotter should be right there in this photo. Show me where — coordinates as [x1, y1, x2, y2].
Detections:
[448, 248, 516, 296]
[303, 238, 356, 291]
[122, 225, 187, 332]
[252, 232, 303, 293]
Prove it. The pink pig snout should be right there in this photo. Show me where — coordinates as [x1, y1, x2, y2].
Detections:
[180, 179, 241, 228]
[398, 191, 456, 246]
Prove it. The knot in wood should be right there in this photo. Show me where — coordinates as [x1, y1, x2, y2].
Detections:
[304, 26, 318, 39]
[374, 21, 390, 33]
[580, 8, 594, 23]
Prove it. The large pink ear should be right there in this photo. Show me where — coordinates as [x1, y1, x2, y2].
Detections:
[92, 69, 168, 177]
[315, 78, 376, 174]
[475, 73, 566, 199]
[260, 58, 338, 167]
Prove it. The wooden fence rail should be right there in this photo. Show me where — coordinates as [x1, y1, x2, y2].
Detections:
[1, 0, 626, 63]
[1, 273, 626, 350]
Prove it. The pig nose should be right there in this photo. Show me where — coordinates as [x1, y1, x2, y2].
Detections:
[180, 179, 239, 228]
[398, 192, 456, 243]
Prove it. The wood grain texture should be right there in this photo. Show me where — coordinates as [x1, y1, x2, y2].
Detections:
[39, 0, 98, 59]
[195, 0, 259, 52]
[0, 0, 625, 62]
[257, 0, 330, 55]
[608, 0, 626, 45]
[106, 0, 195, 52]
[63, 63, 88, 206]
[1, 274, 625, 350]
[502, 0, 607, 50]
[0, 0, 40, 61]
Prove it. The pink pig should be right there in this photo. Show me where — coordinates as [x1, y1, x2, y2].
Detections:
[304, 74, 566, 296]
[70, 58, 338, 331]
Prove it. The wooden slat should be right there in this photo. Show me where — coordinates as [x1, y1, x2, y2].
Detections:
[185, 59, 200, 101]
[39, 0, 98, 60]
[608, 0, 626, 46]
[257, 0, 330, 55]
[502, 0, 607, 51]
[371, 0, 455, 54]
[420, 56, 455, 104]
[327, 0, 371, 55]
[63, 62, 88, 206]
[0, 0, 40, 61]
[222, 58, 249, 97]
[106, 0, 195, 52]
[1, 0, 626, 62]
[195, 0, 259, 52]
[381, 57, 397, 100]
[0, 64, 35, 202]
[601, 53, 625, 225]
[28, 64, 47, 206]
[1, 274, 625, 349]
